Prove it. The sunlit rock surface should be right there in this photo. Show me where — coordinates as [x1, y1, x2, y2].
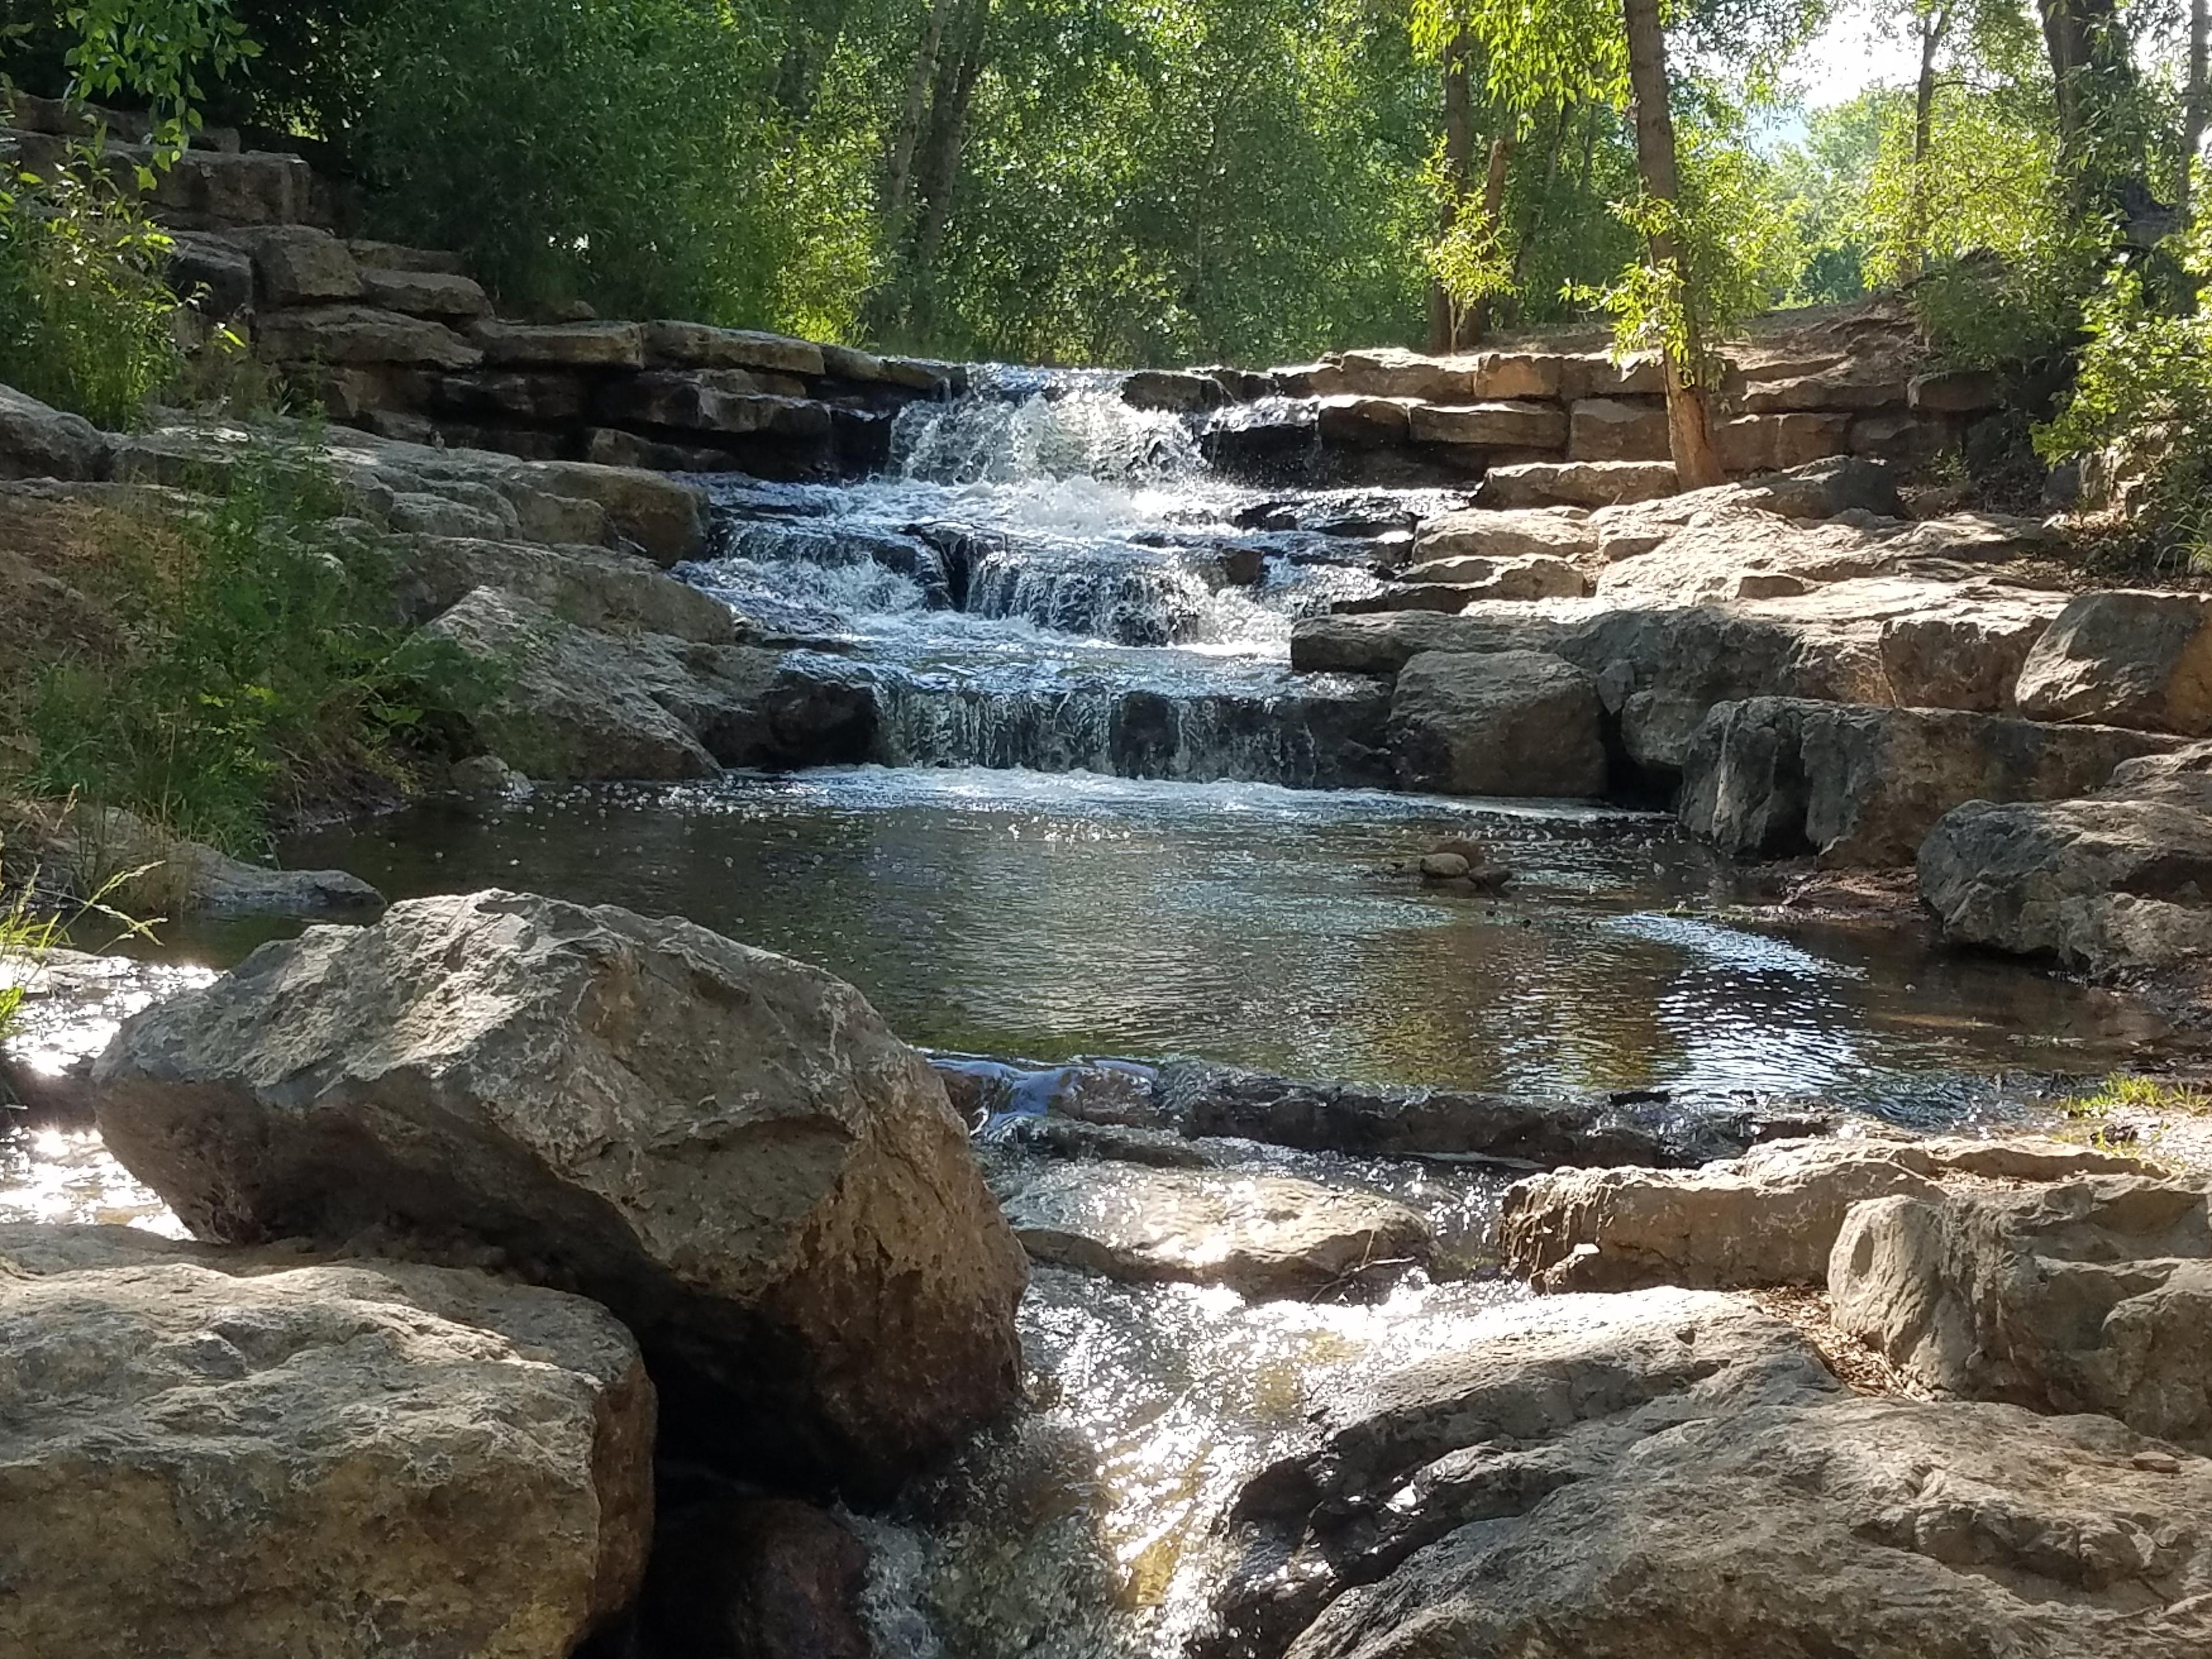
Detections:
[0, 1224, 654, 1659]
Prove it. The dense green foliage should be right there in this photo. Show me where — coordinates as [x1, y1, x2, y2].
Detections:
[2040, 204, 2212, 569]
[6, 0, 2212, 538]
[0, 144, 181, 426]
[9, 438, 492, 849]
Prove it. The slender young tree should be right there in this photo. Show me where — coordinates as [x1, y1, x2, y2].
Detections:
[2184, 0, 2208, 219]
[1621, 0, 1725, 486]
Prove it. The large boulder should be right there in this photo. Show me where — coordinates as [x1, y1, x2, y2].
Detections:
[2014, 590, 2212, 736]
[1203, 1274, 2212, 1659]
[92, 891, 1030, 1492]
[0, 1224, 654, 1658]
[21, 800, 382, 918]
[1478, 460, 1678, 509]
[1388, 649, 1607, 798]
[393, 535, 735, 642]
[1271, 1391, 2212, 1659]
[1408, 400, 1569, 450]
[1918, 740, 2212, 974]
[1831, 1177, 2212, 1449]
[1499, 1135, 2146, 1291]
[227, 224, 362, 305]
[1679, 697, 2183, 866]
[256, 305, 484, 370]
[0, 382, 108, 481]
[1392, 552, 1588, 599]
[423, 586, 876, 780]
[995, 1161, 1431, 1300]
[1205, 1289, 1831, 1659]
[1291, 576, 2067, 778]
[425, 586, 719, 779]
[1566, 397, 1670, 463]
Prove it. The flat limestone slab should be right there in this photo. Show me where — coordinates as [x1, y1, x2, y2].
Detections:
[997, 1161, 1431, 1300]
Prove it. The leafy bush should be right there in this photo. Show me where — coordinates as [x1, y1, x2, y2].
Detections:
[348, 0, 800, 323]
[8, 432, 493, 849]
[2038, 211, 2212, 572]
[0, 143, 183, 428]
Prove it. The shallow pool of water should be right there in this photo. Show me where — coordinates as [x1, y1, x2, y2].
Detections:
[245, 764, 2170, 1118]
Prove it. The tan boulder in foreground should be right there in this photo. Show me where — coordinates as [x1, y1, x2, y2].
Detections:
[0, 1224, 654, 1659]
[93, 889, 1029, 1494]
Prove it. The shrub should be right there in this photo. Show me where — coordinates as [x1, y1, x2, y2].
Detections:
[0, 141, 183, 428]
[349, 0, 794, 323]
[6, 430, 494, 850]
[2037, 209, 2212, 572]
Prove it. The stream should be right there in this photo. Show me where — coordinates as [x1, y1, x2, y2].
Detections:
[1, 365, 2191, 1659]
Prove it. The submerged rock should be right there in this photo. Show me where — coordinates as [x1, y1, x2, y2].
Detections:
[92, 889, 1029, 1494]
[1501, 1135, 2147, 1292]
[997, 1161, 1431, 1300]
[1831, 1176, 2212, 1449]
[0, 1223, 654, 1659]
[1157, 1060, 1827, 1168]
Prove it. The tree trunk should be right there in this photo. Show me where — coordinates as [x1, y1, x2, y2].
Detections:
[2186, 0, 2208, 219]
[906, 0, 991, 319]
[2036, 0, 2141, 213]
[774, 0, 853, 118]
[1906, 2, 1952, 276]
[885, 0, 959, 229]
[1620, 0, 1724, 489]
[1462, 132, 1517, 344]
[1429, 31, 1477, 353]
[1509, 101, 1570, 303]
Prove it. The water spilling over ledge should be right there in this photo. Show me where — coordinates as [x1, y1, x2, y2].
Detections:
[678, 368, 1439, 788]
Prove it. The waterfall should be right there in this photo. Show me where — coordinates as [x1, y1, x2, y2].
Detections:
[680, 366, 1452, 789]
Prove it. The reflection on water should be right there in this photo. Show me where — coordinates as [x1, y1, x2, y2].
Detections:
[0, 1128, 183, 1235]
[869, 1266, 1532, 1659]
[270, 766, 2168, 1113]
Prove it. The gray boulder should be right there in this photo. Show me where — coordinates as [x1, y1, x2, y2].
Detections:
[1500, 1135, 2146, 1292]
[0, 1224, 653, 1658]
[393, 535, 734, 642]
[1273, 1393, 2212, 1659]
[1918, 740, 2212, 973]
[1206, 1289, 1830, 1659]
[2014, 590, 2212, 736]
[1831, 1177, 2212, 1449]
[423, 586, 875, 780]
[1733, 453, 1903, 520]
[0, 383, 108, 481]
[1388, 649, 1607, 798]
[1679, 697, 2183, 866]
[92, 890, 1030, 1492]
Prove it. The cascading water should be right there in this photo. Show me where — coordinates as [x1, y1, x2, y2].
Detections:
[679, 368, 1456, 787]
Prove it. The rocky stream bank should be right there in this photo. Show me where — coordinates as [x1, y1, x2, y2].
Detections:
[6, 95, 2212, 1659]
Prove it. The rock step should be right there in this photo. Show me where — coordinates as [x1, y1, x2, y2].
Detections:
[995, 1161, 1433, 1300]
[1498, 1134, 2150, 1292]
